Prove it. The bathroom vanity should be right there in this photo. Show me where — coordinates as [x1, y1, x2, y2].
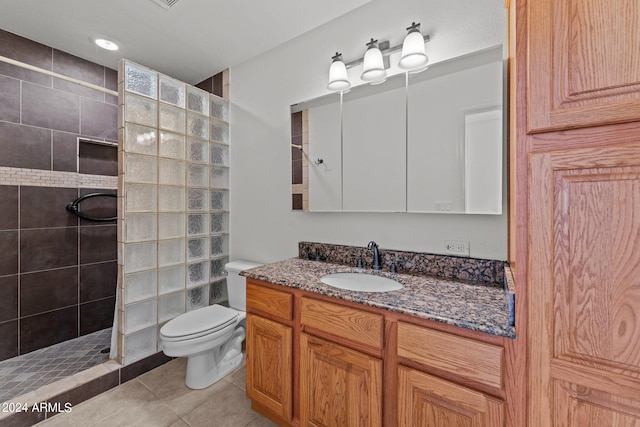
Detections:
[242, 247, 515, 426]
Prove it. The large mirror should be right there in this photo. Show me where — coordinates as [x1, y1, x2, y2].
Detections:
[291, 45, 504, 214]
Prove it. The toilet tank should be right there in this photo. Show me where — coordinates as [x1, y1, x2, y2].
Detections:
[225, 261, 262, 311]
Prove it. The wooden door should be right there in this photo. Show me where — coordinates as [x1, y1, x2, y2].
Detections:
[528, 140, 640, 426]
[397, 366, 504, 427]
[527, 0, 640, 132]
[299, 333, 382, 427]
[246, 314, 293, 421]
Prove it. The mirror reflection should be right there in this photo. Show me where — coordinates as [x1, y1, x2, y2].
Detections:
[291, 45, 504, 214]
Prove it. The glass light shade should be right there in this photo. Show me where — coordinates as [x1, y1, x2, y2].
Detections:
[327, 58, 351, 91]
[399, 30, 429, 70]
[361, 46, 387, 83]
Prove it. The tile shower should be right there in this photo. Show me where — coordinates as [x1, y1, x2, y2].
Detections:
[0, 28, 230, 410]
[0, 29, 118, 363]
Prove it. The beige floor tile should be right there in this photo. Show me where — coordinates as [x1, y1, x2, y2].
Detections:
[244, 415, 281, 427]
[168, 419, 191, 427]
[224, 365, 246, 391]
[137, 358, 231, 416]
[64, 379, 160, 426]
[181, 383, 255, 427]
[90, 398, 179, 427]
[35, 412, 81, 426]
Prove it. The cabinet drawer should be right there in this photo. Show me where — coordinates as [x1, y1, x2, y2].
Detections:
[397, 321, 503, 389]
[246, 282, 293, 321]
[300, 297, 383, 349]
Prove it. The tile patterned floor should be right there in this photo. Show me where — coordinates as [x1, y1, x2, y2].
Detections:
[0, 328, 112, 403]
[35, 358, 278, 427]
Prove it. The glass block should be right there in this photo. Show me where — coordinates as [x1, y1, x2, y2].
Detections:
[125, 93, 157, 128]
[188, 213, 208, 236]
[124, 326, 157, 365]
[158, 158, 185, 186]
[125, 123, 157, 156]
[124, 270, 157, 304]
[159, 131, 185, 160]
[158, 291, 185, 323]
[125, 184, 156, 212]
[159, 75, 185, 108]
[210, 95, 229, 121]
[210, 166, 229, 188]
[158, 186, 185, 212]
[159, 103, 186, 134]
[187, 261, 209, 288]
[158, 239, 185, 267]
[187, 238, 209, 262]
[209, 278, 228, 305]
[125, 62, 157, 99]
[187, 139, 209, 164]
[210, 212, 229, 234]
[125, 154, 157, 184]
[124, 299, 157, 334]
[187, 86, 209, 116]
[188, 164, 208, 188]
[158, 265, 185, 294]
[210, 257, 229, 280]
[187, 285, 209, 312]
[210, 234, 229, 257]
[187, 112, 209, 140]
[210, 119, 229, 144]
[158, 213, 185, 239]
[124, 242, 157, 274]
[210, 190, 229, 211]
[125, 213, 157, 243]
[210, 143, 229, 166]
[187, 189, 208, 211]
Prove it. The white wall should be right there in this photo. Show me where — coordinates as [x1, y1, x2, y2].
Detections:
[229, 0, 508, 264]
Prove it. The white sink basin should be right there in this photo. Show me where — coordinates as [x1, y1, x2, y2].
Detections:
[320, 272, 403, 293]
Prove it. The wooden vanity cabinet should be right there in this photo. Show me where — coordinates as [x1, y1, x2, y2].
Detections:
[246, 282, 294, 423]
[300, 333, 382, 426]
[245, 278, 509, 426]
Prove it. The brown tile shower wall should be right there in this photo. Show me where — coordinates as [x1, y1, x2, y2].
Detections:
[0, 29, 118, 361]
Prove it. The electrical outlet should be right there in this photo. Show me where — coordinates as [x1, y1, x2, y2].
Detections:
[434, 201, 452, 212]
[444, 240, 470, 256]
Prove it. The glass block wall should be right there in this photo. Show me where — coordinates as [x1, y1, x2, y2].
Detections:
[117, 60, 230, 365]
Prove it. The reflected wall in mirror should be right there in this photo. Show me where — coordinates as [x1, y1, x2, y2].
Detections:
[407, 46, 503, 214]
[291, 45, 504, 215]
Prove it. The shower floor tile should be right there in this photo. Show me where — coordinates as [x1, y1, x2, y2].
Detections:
[0, 328, 112, 403]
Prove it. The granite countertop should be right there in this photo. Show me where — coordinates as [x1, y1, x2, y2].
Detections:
[241, 258, 515, 338]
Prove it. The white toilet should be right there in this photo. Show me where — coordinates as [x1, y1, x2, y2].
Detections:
[159, 260, 262, 389]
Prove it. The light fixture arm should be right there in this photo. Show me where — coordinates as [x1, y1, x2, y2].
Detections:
[344, 34, 430, 69]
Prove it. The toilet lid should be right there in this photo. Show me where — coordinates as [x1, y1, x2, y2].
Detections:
[161, 304, 239, 340]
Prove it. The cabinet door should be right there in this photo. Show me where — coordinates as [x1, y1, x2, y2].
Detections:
[300, 333, 382, 427]
[246, 314, 292, 421]
[398, 366, 504, 427]
[528, 141, 640, 426]
[528, 0, 640, 132]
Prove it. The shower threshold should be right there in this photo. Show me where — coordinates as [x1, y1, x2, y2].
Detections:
[0, 328, 112, 403]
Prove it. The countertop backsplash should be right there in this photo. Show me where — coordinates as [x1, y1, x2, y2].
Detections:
[298, 241, 508, 286]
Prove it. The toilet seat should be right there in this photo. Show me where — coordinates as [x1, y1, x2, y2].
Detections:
[160, 304, 239, 342]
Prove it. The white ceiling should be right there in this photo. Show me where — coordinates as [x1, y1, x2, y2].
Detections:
[0, 0, 371, 84]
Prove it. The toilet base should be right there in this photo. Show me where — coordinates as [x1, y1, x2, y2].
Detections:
[185, 326, 246, 390]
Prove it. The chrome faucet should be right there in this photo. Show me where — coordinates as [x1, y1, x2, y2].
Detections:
[367, 241, 380, 271]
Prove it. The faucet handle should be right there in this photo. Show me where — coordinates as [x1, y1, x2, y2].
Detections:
[390, 259, 405, 274]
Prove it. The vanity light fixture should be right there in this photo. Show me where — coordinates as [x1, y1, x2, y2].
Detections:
[361, 39, 387, 83]
[399, 22, 429, 71]
[327, 52, 351, 91]
[326, 21, 430, 91]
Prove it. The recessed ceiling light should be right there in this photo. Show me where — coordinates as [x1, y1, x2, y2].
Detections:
[94, 38, 119, 51]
